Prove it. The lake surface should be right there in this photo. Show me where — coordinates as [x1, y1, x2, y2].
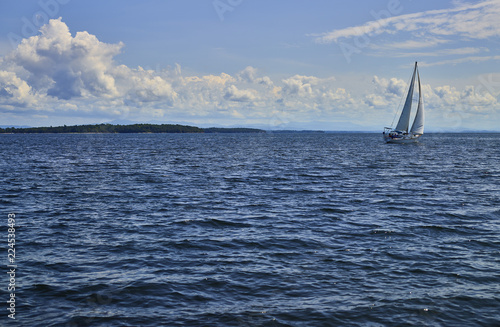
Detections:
[1, 133, 499, 326]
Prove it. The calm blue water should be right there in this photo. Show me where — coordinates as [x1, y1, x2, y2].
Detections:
[1, 133, 499, 326]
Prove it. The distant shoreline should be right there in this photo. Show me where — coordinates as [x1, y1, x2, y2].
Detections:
[0, 123, 266, 134]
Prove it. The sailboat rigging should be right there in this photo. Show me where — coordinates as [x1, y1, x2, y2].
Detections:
[383, 62, 424, 143]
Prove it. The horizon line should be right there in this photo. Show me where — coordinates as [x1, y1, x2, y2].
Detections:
[1, 123, 499, 134]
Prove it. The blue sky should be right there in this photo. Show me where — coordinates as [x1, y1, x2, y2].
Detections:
[1, 0, 499, 130]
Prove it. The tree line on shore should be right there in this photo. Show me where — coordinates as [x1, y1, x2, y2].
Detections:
[0, 124, 265, 134]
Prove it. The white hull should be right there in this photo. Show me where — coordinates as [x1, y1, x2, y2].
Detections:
[383, 133, 422, 144]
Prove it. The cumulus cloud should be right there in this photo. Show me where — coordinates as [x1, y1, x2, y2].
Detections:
[238, 66, 258, 83]
[0, 17, 190, 120]
[366, 72, 498, 123]
[365, 94, 387, 107]
[280, 75, 345, 105]
[432, 84, 497, 111]
[1, 18, 182, 110]
[237, 66, 274, 87]
[282, 75, 317, 97]
[372, 76, 406, 96]
[0, 70, 36, 107]
[9, 18, 122, 100]
[224, 85, 257, 102]
[114, 66, 178, 105]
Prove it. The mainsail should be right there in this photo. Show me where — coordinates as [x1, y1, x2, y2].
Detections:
[410, 69, 424, 135]
[394, 62, 417, 132]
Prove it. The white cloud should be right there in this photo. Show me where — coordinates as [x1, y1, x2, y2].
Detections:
[117, 66, 178, 105]
[314, 1, 500, 44]
[389, 47, 485, 58]
[419, 55, 500, 66]
[237, 66, 274, 87]
[9, 18, 122, 100]
[372, 76, 407, 97]
[281, 75, 334, 98]
[0, 70, 37, 108]
[365, 94, 387, 107]
[282, 75, 315, 97]
[0, 18, 182, 117]
[224, 85, 257, 102]
[365, 72, 498, 130]
[432, 84, 497, 111]
[237, 66, 258, 83]
[383, 38, 450, 50]
[313, 0, 500, 68]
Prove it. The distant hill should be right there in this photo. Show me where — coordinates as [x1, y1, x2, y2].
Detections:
[0, 123, 265, 134]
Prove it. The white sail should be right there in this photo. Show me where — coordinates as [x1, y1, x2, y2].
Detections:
[383, 62, 425, 144]
[395, 62, 417, 132]
[410, 69, 424, 135]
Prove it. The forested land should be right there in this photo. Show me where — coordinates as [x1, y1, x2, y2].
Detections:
[0, 123, 265, 134]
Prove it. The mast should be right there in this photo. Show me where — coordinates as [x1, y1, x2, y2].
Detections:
[410, 64, 424, 135]
[395, 62, 417, 132]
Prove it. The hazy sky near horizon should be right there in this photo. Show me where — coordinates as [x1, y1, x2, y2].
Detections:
[1, 0, 499, 130]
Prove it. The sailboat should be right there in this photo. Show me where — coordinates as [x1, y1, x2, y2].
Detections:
[383, 62, 424, 143]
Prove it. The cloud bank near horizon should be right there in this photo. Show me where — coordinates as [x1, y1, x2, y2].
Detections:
[0, 18, 498, 129]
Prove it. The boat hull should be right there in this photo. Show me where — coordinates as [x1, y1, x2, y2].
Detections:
[383, 133, 422, 144]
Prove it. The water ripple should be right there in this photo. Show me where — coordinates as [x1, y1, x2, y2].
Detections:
[1, 133, 499, 326]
